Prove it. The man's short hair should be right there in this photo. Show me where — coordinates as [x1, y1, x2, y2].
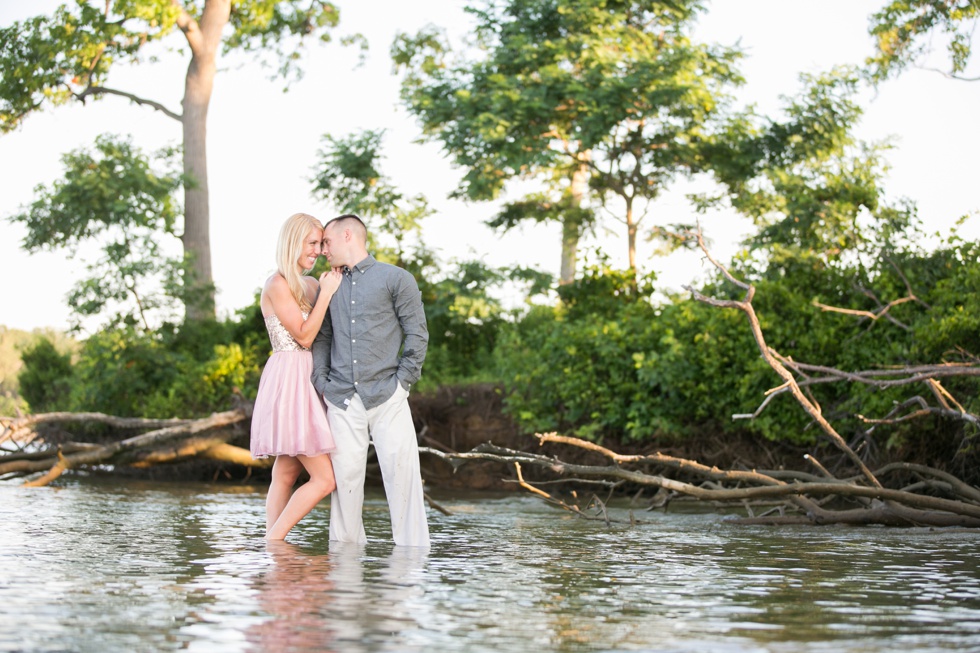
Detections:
[325, 214, 367, 233]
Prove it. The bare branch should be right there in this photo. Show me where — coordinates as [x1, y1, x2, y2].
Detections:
[682, 228, 882, 487]
[915, 64, 980, 81]
[75, 86, 182, 121]
[8, 409, 248, 485]
[2, 412, 191, 445]
[420, 441, 980, 527]
[812, 296, 915, 330]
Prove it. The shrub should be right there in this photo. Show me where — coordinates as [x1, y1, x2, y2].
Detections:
[18, 338, 74, 413]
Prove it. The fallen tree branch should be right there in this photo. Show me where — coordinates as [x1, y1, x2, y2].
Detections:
[420, 440, 980, 527]
[1, 413, 191, 446]
[9, 409, 250, 487]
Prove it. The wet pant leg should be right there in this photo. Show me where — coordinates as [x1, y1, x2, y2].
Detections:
[326, 394, 370, 544]
[368, 384, 430, 547]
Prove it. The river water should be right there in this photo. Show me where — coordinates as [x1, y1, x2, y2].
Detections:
[2, 476, 979, 653]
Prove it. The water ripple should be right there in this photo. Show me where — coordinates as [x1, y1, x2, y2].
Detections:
[0, 479, 978, 652]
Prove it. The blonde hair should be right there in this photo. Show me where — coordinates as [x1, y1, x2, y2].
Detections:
[275, 212, 322, 313]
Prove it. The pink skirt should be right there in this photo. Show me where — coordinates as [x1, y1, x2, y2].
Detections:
[250, 350, 335, 458]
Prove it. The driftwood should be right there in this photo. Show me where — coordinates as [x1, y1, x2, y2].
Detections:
[1, 413, 193, 448]
[0, 407, 265, 487]
[420, 435, 980, 527]
[420, 228, 980, 528]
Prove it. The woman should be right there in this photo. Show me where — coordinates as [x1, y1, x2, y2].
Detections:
[251, 212, 342, 540]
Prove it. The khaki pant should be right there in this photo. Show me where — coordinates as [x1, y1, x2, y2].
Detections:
[325, 384, 430, 547]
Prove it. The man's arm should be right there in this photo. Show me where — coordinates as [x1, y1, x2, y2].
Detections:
[311, 306, 333, 396]
[393, 269, 428, 390]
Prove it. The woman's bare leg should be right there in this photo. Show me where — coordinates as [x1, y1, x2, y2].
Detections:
[266, 454, 337, 540]
[266, 456, 303, 532]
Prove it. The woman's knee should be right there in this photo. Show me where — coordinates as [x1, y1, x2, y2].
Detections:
[309, 462, 337, 498]
[296, 454, 336, 497]
[271, 458, 302, 487]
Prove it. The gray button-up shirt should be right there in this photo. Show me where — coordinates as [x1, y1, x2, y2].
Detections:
[311, 255, 428, 411]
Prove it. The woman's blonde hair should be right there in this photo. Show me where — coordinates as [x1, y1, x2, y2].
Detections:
[276, 212, 322, 313]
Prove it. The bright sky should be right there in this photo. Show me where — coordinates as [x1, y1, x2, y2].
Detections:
[1, 1, 977, 334]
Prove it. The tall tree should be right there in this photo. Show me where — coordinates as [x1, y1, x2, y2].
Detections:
[393, 0, 743, 286]
[0, 1, 343, 320]
[867, 0, 980, 82]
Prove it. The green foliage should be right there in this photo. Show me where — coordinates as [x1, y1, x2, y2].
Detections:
[0, 1, 176, 132]
[419, 260, 528, 390]
[557, 259, 657, 320]
[494, 235, 980, 450]
[393, 0, 745, 282]
[13, 134, 182, 249]
[17, 337, 74, 413]
[912, 241, 980, 360]
[0, 326, 76, 416]
[141, 341, 261, 418]
[701, 68, 923, 281]
[8, 134, 186, 332]
[2, 1, 347, 323]
[867, 0, 980, 82]
[226, 0, 346, 81]
[496, 297, 663, 441]
[53, 318, 262, 418]
[0, 1, 344, 132]
[395, 0, 730, 198]
[311, 128, 433, 265]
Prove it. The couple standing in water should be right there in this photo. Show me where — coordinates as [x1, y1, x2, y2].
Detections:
[249, 212, 430, 547]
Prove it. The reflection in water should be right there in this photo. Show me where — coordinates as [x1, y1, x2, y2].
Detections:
[243, 541, 431, 653]
[323, 543, 429, 650]
[246, 542, 337, 652]
[0, 479, 978, 653]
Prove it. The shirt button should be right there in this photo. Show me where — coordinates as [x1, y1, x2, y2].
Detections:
[352, 339, 356, 343]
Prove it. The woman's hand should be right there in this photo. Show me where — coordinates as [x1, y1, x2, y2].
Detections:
[318, 268, 343, 297]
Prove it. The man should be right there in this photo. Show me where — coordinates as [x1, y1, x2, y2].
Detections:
[311, 214, 430, 547]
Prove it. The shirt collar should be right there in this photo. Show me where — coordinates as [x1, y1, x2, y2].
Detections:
[350, 254, 375, 274]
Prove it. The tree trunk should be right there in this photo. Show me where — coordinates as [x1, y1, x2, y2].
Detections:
[559, 152, 591, 285]
[179, 0, 229, 321]
[625, 196, 637, 289]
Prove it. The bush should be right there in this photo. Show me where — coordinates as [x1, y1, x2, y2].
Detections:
[66, 317, 265, 418]
[18, 338, 73, 413]
[493, 247, 980, 451]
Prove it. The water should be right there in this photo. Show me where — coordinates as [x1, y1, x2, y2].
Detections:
[3, 476, 979, 653]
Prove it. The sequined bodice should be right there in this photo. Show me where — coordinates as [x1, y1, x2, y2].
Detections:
[264, 313, 309, 352]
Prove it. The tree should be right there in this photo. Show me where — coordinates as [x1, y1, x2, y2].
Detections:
[701, 68, 917, 274]
[310, 128, 432, 266]
[867, 0, 980, 82]
[393, 0, 744, 286]
[0, 0, 344, 320]
[10, 135, 186, 332]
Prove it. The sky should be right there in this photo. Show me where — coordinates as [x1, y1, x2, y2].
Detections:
[1, 1, 978, 334]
